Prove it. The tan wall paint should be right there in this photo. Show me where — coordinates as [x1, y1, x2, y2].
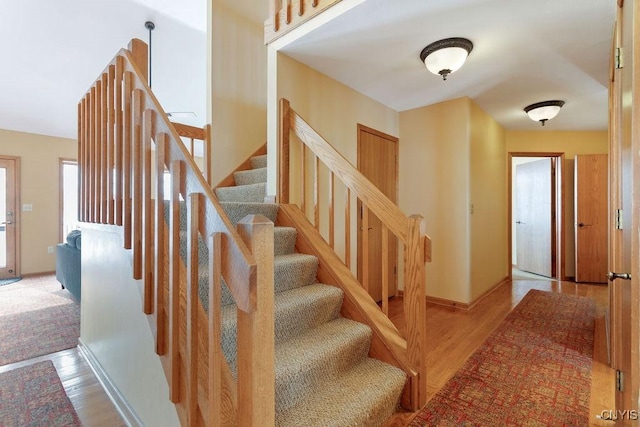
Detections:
[505, 130, 608, 277]
[399, 98, 471, 303]
[469, 101, 508, 300]
[209, 1, 267, 185]
[276, 53, 399, 270]
[0, 128, 77, 274]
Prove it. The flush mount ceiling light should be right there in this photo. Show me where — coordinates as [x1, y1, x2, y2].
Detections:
[524, 100, 565, 126]
[420, 37, 473, 81]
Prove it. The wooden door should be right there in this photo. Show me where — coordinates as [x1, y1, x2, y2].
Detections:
[357, 125, 398, 302]
[0, 157, 18, 278]
[515, 159, 553, 277]
[611, 0, 640, 422]
[575, 154, 608, 283]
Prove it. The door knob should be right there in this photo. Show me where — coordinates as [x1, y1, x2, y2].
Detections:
[607, 272, 631, 281]
[578, 223, 591, 228]
[0, 221, 12, 225]
[515, 221, 525, 224]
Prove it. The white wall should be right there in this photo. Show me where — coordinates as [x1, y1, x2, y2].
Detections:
[81, 225, 179, 426]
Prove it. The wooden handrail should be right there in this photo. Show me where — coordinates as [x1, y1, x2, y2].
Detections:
[79, 39, 275, 426]
[265, 0, 342, 43]
[172, 122, 212, 185]
[278, 97, 431, 409]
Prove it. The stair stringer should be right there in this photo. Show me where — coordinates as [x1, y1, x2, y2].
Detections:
[276, 204, 418, 409]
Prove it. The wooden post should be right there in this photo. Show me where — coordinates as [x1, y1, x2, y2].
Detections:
[236, 215, 275, 427]
[278, 99, 290, 203]
[203, 124, 212, 185]
[128, 38, 148, 84]
[208, 232, 223, 427]
[155, 133, 168, 355]
[142, 109, 154, 314]
[187, 193, 203, 425]
[132, 89, 144, 280]
[404, 215, 427, 409]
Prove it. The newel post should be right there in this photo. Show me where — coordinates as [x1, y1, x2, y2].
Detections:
[278, 98, 291, 204]
[236, 215, 275, 427]
[128, 38, 148, 84]
[404, 215, 427, 409]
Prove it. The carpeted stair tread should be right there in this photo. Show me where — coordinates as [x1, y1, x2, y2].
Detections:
[250, 154, 267, 169]
[221, 284, 345, 370]
[276, 357, 406, 427]
[234, 167, 267, 186]
[218, 252, 318, 307]
[219, 202, 279, 225]
[274, 227, 297, 256]
[273, 318, 373, 412]
[215, 182, 266, 203]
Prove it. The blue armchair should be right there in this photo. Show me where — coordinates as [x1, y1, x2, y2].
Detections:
[56, 230, 81, 301]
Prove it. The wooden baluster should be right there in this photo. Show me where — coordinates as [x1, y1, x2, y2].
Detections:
[208, 232, 223, 427]
[381, 223, 389, 315]
[190, 138, 194, 158]
[301, 144, 306, 215]
[142, 109, 154, 314]
[187, 193, 203, 425]
[236, 215, 275, 427]
[270, 0, 281, 33]
[286, 0, 292, 24]
[299, 0, 304, 16]
[78, 100, 84, 222]
[404, 215, 427, 408]
[329, 172, 334, 249]
[314, 155, 319, 230]
[83, 96, 90, 222]
[203, 124, 212, 185]
[278, 99, 290, 203]
[115, 56, 124, 226]
[362, 204, 369, 292]
[128, 38, 148, 83]
[345, 187, 351, 268]
[89, 88, 95, 223]
[101, 73, 108, 223]
[312, 0, 318, 6]
[155, 133, 168, 355]
[168, 160, 184, 404]
[131, 89, 144, 280]
[123, 72, 133, 249]
[107, 65, 115, 224]
[94, 81, 102, 222]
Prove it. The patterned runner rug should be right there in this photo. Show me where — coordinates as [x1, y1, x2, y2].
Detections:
[409, 289, 595, 426]
[0, 360, 81, 426]
[0, 280, 80, 366]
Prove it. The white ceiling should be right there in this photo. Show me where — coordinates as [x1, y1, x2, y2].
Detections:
[0, 0, 615, 140]
[282, 0, 615, 131]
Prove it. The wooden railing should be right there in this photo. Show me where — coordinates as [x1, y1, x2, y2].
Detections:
[172, 122, 212, 185]
[78, 39, 275, 426]
[278, 98, 431, 408]
[265, 0, 342, 43]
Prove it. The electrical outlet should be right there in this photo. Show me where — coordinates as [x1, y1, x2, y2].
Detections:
[470, 203, 475, 214]
[23, 204, 33, 212]
[47, 246, 54, 254]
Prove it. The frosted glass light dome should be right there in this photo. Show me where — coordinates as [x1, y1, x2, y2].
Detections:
[420, 38, 473, 80]
[524, 101, 565, 126]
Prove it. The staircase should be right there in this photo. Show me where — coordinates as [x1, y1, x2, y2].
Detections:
[212, 153, 406, 426]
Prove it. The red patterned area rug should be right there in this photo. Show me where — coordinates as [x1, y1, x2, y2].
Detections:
[0, 279, 80, 366]
[409, 290, 595, 427]
[0, 360, 81, 426]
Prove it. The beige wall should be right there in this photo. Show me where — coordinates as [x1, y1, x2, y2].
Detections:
[209, 0, 267, 185]
[0, 128, 77, 274]
[505, 130, 608, 277]
[276, 53, 400, 269]
[399, 98, 471, 302]
[469, 101, 508, 300]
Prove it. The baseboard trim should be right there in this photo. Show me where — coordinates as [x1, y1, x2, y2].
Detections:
[416, 276, 510, 312]
[22, 271, 56, 277]
[78, 339, 143, 427]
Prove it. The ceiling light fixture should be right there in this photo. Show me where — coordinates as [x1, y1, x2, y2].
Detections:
[420, 37, 473, 81]
[524, 100, 565, 126]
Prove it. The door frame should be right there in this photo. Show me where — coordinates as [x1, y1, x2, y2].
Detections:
[59, 158, 78, 242]
[0, 155, 21, 277]
[356, 124, 399, 299]
[508, 152, 565, 280]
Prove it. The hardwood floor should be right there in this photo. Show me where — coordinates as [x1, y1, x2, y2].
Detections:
[384, 278, 615, 427]
[0, 274, 126, 426]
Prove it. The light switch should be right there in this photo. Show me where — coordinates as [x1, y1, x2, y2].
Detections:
[23, 204, 33, 212]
